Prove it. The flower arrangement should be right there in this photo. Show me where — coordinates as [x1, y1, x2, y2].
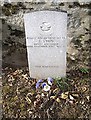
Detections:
[36, 77, 53, 91]
[33, 77, 74, 108]
[26, 76, 77, 112]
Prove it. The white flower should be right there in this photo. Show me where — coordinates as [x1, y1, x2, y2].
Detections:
[43, 84, 50, 91]
[47, 77, 53, 86]
[42, 82, 50, 92]
[48, 80, 52, 86]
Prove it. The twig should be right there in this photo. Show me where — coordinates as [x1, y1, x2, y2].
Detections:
[47, 108, 52, 120]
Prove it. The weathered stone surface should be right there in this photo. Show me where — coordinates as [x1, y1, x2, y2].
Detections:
[3, 48, 28, 67]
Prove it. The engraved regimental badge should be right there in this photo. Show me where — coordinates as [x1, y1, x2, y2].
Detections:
[40, 22, 51, 31]
[39, 21, 53, 35]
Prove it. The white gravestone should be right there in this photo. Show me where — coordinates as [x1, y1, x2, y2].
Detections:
[24, 10, 67, 79]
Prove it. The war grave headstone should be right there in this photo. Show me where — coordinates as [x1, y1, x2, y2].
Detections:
[24, 10, 67, 78]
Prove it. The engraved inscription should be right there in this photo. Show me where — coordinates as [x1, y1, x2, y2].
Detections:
[27, 36, 66, 47]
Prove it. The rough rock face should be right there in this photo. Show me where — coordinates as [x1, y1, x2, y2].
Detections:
[1, 2, 90, 68]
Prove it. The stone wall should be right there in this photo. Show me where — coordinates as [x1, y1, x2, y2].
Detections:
[1, 2, 90, 68]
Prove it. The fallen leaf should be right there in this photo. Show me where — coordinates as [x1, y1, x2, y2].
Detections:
[50, 96, 56, 99]
[82, 86, 87, 92]
[69, 95, 74, 100]
[56, 98, 61, 103]
[86, 96, 89, 101]
[26, 97, 32, 104]
[60, 92, 68, 99]
[69, 100, 74, 104]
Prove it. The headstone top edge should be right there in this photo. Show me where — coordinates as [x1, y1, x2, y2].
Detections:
[24, 10, 67, 16]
